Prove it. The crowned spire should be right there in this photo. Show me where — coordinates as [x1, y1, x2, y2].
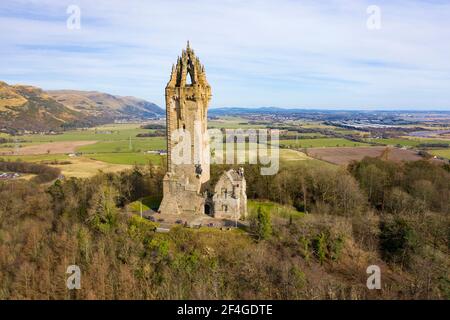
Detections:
[166, 42, 210, 90]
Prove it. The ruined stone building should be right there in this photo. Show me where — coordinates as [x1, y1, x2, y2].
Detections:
[158, 42, 247, 220]
[210, 168, 247, 219]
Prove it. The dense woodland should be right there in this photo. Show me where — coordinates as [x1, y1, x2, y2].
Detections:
[0, 158, 448, 299]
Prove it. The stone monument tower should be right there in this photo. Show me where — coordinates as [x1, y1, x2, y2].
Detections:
[159, 42, 212, 215]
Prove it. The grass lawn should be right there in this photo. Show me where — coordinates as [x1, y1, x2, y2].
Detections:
[279, 138, 367, 148]
[248, 199, 304, 219]
[129, 200, 151, 212]
[128, 195, 162, 212]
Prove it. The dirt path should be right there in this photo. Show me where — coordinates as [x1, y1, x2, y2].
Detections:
[2, 141, 97, 155]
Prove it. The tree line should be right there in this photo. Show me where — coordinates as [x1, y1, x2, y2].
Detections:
[0, 159, 61, 183]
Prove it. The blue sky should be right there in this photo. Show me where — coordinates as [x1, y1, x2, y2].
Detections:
[1, 0, 449, 110]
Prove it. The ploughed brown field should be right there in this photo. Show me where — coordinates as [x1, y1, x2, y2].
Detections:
[0, 141, 97, 156]
[306, 146, 424, 165]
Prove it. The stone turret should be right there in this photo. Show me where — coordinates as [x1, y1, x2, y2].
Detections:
[159, 42, 212, 215]
[158, 43, 247, 220]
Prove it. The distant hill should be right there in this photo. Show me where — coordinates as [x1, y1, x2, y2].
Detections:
[0, 81, 164, 133]
[47, 90, 164, 120]
[209, 107, 288, 116]
[0, 81, 81, 132]
[209, 107, 450, 116]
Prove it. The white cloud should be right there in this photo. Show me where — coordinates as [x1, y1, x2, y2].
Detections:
[0, 0, 449, 109]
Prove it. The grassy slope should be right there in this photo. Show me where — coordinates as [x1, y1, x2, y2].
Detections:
[128, 195, 163, 212]
[248, 199, 304, 219]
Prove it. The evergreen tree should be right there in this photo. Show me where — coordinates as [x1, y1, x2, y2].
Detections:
[251, 206, 272, 240]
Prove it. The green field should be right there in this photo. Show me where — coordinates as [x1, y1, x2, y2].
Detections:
[248, 199, 304, 219]
[365, 137, 450, 147]
[430, 149, 450, 159]
[1, 121, 352, 173]
[208, 116, 266, 129]
[282, 132, 328, 138]
[333, 129, 367, 136]
[76, 137, 166, 154]
[15, 124, 155, 143]
[279, 138, 367, 148]
[279, 150, 336, 170]
[365, 138, 420, 147]
[289, 120, 337, 129]
[0, 124, 166, 167]
[66, 125, 166, 165]
[87, 152, 162, 165]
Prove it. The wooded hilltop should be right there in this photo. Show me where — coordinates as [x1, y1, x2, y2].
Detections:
[0, 158, 448, 299]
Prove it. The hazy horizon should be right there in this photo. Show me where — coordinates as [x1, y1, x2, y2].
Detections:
[2, 78, 449, 112]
